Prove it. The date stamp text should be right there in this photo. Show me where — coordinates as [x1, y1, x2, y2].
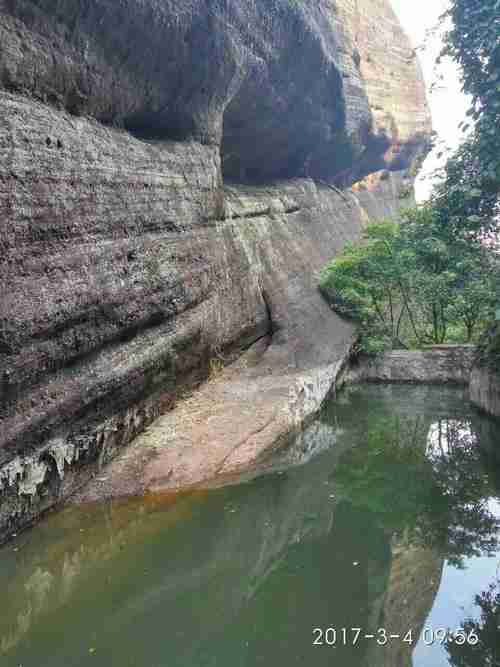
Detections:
[313, 627, 479, 647]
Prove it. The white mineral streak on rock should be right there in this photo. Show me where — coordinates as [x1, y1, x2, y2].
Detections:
[48, 439, 77, 480]
[16, 459, 47, 497]
[0, 457, 25, 491]
[0, 438, 78, 497]
[0, 455, 47, 497]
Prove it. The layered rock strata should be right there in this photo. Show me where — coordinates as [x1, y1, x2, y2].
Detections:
[0, 0, 430, 540]
[0, 0, 430, 182]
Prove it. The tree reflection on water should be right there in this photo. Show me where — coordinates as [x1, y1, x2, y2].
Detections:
[2, 386, 499, 667]
[332, 414, 499, 567]
[329, 404, 500, 666]
[446, 580, 500, 667]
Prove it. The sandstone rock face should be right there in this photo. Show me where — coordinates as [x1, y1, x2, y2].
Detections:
[0, 0, 430, 540]
[0, 0, 430, 183]
[336, 0, 431, 173]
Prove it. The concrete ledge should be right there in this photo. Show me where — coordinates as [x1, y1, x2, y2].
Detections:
[347, 346, 477, 385]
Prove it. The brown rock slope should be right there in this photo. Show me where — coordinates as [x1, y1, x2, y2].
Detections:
[0, 0, 431, 540]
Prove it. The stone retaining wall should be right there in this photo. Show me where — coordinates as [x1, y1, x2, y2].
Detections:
[470, 366, 500, 419]
[347, 347, 477, 385]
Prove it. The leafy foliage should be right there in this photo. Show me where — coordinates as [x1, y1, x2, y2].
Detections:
[434, 0, 500, 239]
[319, 221, 404, 352]
[319, 210, 497, 352]
[332, 414, 499, 567]
[446, 582, 500, 667]
[430, 0, 500, 367]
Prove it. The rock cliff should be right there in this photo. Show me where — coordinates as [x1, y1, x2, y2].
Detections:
[0, 0, 431, 541]
[0, 0, 430, 182]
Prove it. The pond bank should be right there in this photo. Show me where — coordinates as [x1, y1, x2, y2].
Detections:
[74, 345, 479, 504]
[2, 384, 499, 667]
[72, 333, 353, 503]
[1, 342, 493, 543]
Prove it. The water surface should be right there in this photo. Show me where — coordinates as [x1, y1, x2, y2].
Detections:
[1, 385, 500, 667]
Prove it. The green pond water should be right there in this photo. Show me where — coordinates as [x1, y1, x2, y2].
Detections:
[2, 384, 500, 667]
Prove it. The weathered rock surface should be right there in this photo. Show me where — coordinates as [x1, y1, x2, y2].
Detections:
[348, 346, 477, 386]
[470, 365, 500, 419]
[0, 0, 430, 540]
[0, 0, 430, 183]
[470, 326, 500, 419]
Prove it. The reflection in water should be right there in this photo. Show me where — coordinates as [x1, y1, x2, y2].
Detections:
[0, 385, 499, 667]
[446, 580, 500, 666]
[333, 411, 499, 567]
[366, 544, 443, 667]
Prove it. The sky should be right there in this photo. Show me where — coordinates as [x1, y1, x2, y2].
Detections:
[389, 0, 470, 201]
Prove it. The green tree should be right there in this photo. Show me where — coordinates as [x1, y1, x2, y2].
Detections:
[319, 221, 411, 352]
[399, 207, 457, 344]
[429, 0, 500, 365]
[319, 210, 495, 351]
[449, 254, 498, 342]
[321, 0, 500, 353]
[446, 582, 500, 667]
[434, 0, 500, 239]
[400, 207, 497, 343]
[332, 414, 499, 567]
